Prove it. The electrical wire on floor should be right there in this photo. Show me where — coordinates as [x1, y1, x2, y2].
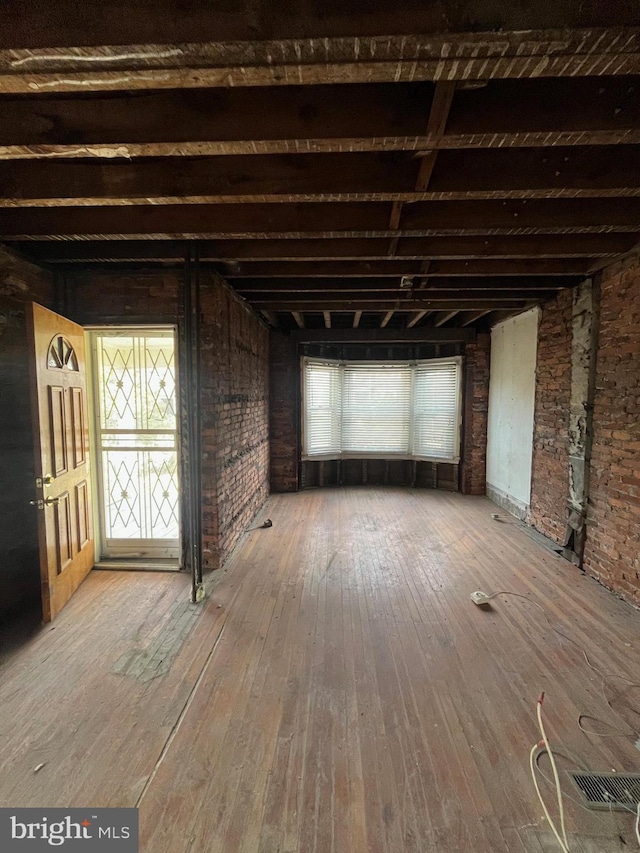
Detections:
[485, 590, 640, 744]
[529, 693, 570, 852]
[481, 590, 640, 849]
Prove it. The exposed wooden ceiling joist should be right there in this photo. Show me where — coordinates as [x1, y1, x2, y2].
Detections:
[233, 277, 573, 293]
[259, 310, 277, 327]
[3, 145, 639, 207]
[431, 311, 459, 327]
[246, 289, 560, 304]
[1, 7, 637, 335]
[11, 234, 636, 264]
[250, 299, 538, 312]
[460, 310, 492, 326]
[221, 259, 592, 278]
[1, 78, 638, 160]
[407, 310, 429, 328]
[291, 327, 476, 344]
[1, 22, 638, 95]
[3, 199, 639, 239]
[4, 1, 636, 48]
[388, 80, 457, 253]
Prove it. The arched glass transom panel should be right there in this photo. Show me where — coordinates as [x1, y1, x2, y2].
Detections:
[47, 336, 79, 371]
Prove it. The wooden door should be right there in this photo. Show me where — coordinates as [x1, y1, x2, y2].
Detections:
[27, 303, 94, 622]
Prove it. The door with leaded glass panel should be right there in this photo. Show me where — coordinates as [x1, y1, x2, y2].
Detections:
[90, 329, 180, 561]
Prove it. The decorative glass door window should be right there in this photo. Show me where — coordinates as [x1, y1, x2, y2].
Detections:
[90, 329, 180, 559]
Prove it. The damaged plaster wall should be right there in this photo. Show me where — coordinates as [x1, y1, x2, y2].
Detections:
[566, 279, 599, 561]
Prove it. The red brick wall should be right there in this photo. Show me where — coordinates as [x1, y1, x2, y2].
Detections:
[529, 289, 572, 542]
[461, 332, 490, 495]
[583, 255, 640, 605]
[67, 267, 269, 571]
[200, 272, 269, 567]
[269, 333, 299, 492]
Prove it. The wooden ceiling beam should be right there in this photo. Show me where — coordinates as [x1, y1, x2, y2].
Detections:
[233, 277, 573, 292]
[2, 199, 639, 238]
[2, 152, 423, 205]
[0, 21, 637, 94]
[406, 310, 429, 328]
[380, 311, 395, 328]
[323, 311, 332, 329]
[244, 289, 560, 303]
[414, 81, 457, 192]
[250, 299, 540, 312]
[353, 311, 362, 329]
[389, 81, 457, 254]
[460, 310, 492, 326]
[260, 310, 277, 327]
[395, 234, 637, 260]
[11, 234, 636, 263]
[428, 145, 640, 197]
[222, 259, 592, 278]
[292, 311, 304, 329]
[2, 4, 635, 50]
[433, 311, 460, 327]
[400, 198, 640, 233]
[1, 77, 638, 159]
[291, 327, 477, 344]
[4, 145, 640, 205]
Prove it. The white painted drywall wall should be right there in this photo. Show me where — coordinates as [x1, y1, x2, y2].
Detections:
[486, 308, 538, 514]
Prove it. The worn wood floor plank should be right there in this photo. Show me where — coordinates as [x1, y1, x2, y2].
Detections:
[1, 489, 639, 852]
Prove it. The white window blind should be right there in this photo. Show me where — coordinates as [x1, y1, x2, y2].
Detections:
[303, 359, 342, 456]
[302, 356, 462, 462]
[342, 364, 412, 454]
[412, 359, 461, 460]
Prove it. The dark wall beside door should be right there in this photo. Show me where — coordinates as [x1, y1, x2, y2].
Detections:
[0, 248, 54, 619]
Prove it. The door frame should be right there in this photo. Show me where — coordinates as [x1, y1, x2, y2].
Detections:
[85, 323, 184, 567]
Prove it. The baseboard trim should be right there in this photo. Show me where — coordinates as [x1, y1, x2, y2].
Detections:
[486, 483, 529, 521]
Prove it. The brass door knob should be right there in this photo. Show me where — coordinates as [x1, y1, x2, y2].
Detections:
[29, 497, 60, 509]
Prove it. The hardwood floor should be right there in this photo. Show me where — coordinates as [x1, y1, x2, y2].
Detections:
[1, 489, 639, 852]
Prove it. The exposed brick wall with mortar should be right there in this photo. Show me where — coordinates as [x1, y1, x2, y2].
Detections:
[583, 255, 640, 606]
[66, 267, 269, 571]
[461, 333, 490, 495]
[199, 272, 269, 568]
[269, 333, 300, 492]
[529, 290, 573, 543]
[70, 269, 180, 325]
[0, 247, 54, 617]
[0, 245, 54, 306]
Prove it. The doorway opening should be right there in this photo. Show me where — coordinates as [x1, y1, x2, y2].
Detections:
[88, 328, 181, 566]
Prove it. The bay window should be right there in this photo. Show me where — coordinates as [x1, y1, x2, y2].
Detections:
[302, 356, 462, 462]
